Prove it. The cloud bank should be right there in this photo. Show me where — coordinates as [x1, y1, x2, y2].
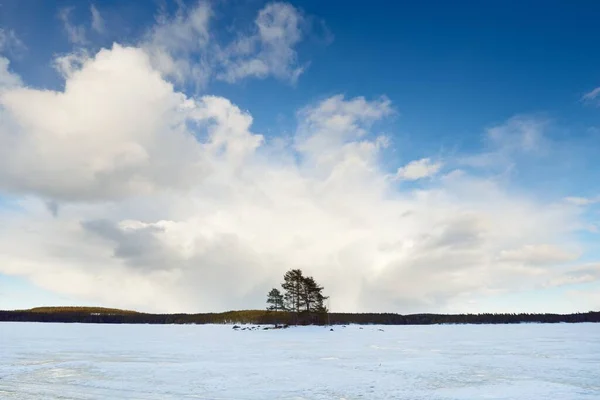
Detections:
[0, 2, 598, 313]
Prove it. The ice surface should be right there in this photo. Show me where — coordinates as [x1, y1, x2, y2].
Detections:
[1, 322, 599, 399]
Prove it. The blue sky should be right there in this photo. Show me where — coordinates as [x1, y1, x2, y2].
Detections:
[0, 0, 599, 313]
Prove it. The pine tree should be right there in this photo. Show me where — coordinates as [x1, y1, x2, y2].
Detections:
[281, 269, 305, 314]
[266, 288, 285, 311]
[279, 269, 328, 325]
[302, 276, 328, 314]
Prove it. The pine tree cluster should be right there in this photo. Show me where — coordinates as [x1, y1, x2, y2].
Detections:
[266, 269, 328, 324]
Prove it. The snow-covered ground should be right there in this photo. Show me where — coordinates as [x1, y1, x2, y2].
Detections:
[0, 322, 599, 399]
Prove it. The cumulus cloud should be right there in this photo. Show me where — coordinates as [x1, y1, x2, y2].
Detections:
[0, 44, 260, 201]
[395, 158, 442, 181]
[0, 42, 595, 313]
[1, 161, 587, 313]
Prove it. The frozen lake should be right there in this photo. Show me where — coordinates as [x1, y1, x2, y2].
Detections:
[1, 322, 599, 399]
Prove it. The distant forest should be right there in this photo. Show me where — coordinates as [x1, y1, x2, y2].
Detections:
[1, 306, 599, 325]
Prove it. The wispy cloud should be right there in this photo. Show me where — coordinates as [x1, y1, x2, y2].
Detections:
[53, 50, 89, 78]
[497, 244, 579, 266]
[216, 2, 307, 84]
[459, 115, 549, 173]
[142, 1, 318, 89]
[143, 1, 213, 88]
[582, 87, 600, 103]
[58, 8, 87, 45]
[90, 5, 105, 34]
[546, 264, 600, 288]
[0, 28, 26, 55]
[564, 196, 600, 206]
[486, 115, 547, 152]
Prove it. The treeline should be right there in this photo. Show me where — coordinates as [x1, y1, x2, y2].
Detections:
[1, 307, 599, 325]
[327, 312, 600, 325]
[27, 306, 140, 315]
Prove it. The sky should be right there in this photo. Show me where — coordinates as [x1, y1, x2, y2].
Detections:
[0, 0, 599, 314]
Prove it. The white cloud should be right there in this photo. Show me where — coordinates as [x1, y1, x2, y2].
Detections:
[216, 2, 306, 83]
[1, 169, 584, 313]
[143, 1, 313, 88]
[50, 2, 319, 90]
[0, 44, 215, 201]
[53, 50, 90, 78]
[59, 8, 87, 45]
[0, 57, 21, 91]
[143, 1, 212, 87]
[0, 43, 595, 314]
[0, 30, 25, 92]
[90, 5, 105, 34]
[295, 94, 392, 157]
[395, 158, 442, 181]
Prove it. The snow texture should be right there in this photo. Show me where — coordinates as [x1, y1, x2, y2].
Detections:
[1, 322, 599, 399]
